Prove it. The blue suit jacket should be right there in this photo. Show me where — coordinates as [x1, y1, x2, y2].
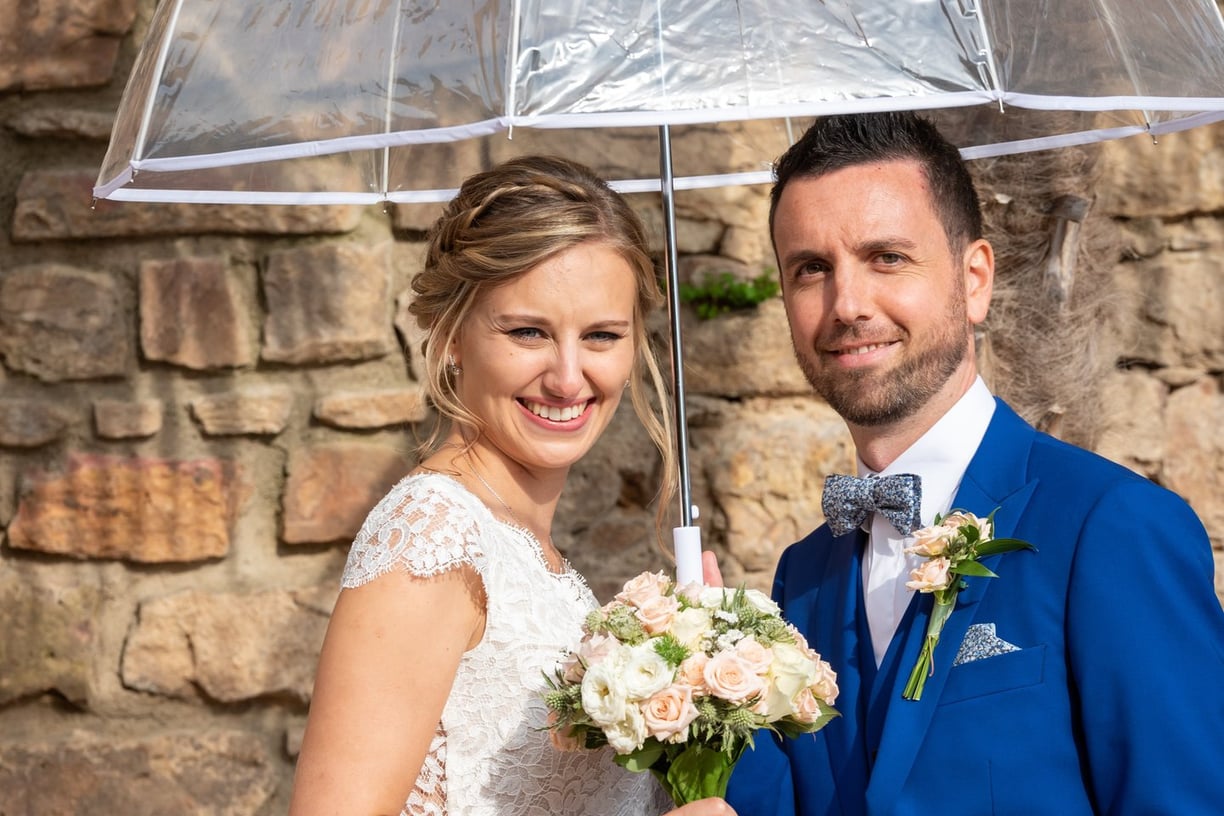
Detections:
[727, 399, 1224, 815]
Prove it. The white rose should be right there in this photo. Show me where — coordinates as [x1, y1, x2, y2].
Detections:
[698, 586, 732, 610]
[670, 607, 712, 650]
[581, 660, 628, 727]
[741, 588, 781, 616]
[604, 704, 649, 754]
[757, 641, 818, 720]
[621, 642, 674, 700]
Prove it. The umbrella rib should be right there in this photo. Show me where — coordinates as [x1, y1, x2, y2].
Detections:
[131, 0, 188, 166]
[380, 2, 407, 200]
[506, 0, 524, 123]
[964, 0, 1005, 109]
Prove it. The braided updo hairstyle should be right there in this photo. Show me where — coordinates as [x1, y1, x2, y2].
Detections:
[408, 155, 677, 513]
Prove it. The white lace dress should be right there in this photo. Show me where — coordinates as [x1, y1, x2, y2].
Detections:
[341, 472, 670, 816]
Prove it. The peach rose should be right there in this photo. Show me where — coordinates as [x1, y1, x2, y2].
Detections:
[642, 683, 700, 742]
[616, 571, 670, 607]
[703, 651, 765, 704]
[811, 660, 839, 707]
[943, 511, 991, 540]
[635, 593, 680, 634]
[546, 710, 583, 752]
[792, 686, 822, 724]
[734, 636, 774, 675]
[678, 652, 710, 691]
[906, 523, 955, 557]
[906, 556, 952, 592]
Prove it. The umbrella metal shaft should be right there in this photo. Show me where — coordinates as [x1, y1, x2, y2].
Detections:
[658, 125, 694, 528]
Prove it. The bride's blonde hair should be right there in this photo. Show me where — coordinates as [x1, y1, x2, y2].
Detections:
[407, 155, 677, 521]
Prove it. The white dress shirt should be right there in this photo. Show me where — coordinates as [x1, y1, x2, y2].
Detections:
[860, 376, 996, 666]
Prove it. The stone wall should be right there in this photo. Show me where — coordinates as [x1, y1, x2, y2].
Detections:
[1, 2, 1221, 813]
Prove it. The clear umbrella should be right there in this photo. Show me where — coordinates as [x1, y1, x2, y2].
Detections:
[92, 0, 1224, 579]
[95, 0, 1224, 205]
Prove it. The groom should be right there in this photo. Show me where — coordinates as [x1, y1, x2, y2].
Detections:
[725, 112, 1224, 814]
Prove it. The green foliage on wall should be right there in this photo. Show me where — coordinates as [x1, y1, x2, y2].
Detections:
[678, 271, 780, 320]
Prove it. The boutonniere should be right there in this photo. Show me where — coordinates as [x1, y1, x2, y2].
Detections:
[901, 509, 1035, 701]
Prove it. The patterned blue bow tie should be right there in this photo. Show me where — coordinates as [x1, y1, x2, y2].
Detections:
[821, 473, 923, 537]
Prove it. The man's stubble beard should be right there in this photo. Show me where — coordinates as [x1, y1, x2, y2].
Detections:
[794, 285, 970, 427]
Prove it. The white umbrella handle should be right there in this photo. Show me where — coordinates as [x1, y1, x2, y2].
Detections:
[673, 524, 703, 587]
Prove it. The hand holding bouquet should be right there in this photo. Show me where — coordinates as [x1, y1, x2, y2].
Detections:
[543, 571, 839, 806]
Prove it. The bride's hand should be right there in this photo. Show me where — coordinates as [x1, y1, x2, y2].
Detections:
[701, 550, 725, 588]
[666, 798, 736, 815]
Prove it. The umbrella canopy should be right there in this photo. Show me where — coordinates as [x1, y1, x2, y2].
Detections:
[91, 0, 1224, 570]
[94, 0, 1224, 205]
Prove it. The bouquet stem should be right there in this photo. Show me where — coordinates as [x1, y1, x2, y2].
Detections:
[902, 597, 954, 701]
[653, 743, 742, 806]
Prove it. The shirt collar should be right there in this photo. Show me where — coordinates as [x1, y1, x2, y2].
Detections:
[856, 376, 995, 528]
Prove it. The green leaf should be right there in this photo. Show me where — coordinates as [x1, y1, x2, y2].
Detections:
[614, 741, 665, 773]
[661, 743, 742, 805]
[952, 560, 998, 578]
[975, 537, 1037, 557]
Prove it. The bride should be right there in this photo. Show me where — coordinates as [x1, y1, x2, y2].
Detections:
[288, 156, 734, 816]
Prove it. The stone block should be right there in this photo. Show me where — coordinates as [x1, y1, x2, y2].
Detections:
[1164, 377, 1224, 541]
[122, 586, 333, 703]
[1113, 249, 1224, 370]
[261, 241, 396, 364]
[393, 284, 429, 381]
[313, 387, 428, 429]
[0, 0, 136, 92]
[93, 398, 163, 439]
[282, 443, 410, 544]
[0, 264, 130, 381]
[8, 105, 115, 139]
[13, 170, 363, 241]
[0, 730, 277, 815]
[140, 257, 254, 370]
[0, 399, 70, 448]
[672, 299, 810, 397]
[0, 567, 102, 706]
[189, 386, 294, 436]
[694, 397, 853, 575]
[8, 454, 234, 563]
[1095, 369, 1167, 475]
[1100, 123, 1224, 219]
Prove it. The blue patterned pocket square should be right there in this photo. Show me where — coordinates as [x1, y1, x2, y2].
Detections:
[953, 623, 1020, 666]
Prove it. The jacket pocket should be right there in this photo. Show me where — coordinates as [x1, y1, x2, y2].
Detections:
[940, 643, 1046, 704]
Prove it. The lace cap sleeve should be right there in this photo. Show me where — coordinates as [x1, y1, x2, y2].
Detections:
[340, 473, 486, 589]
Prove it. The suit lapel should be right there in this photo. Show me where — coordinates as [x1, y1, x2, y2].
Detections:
[865, 400, 1039, 811]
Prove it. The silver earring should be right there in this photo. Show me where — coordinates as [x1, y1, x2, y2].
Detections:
[447, 355, 462, 376]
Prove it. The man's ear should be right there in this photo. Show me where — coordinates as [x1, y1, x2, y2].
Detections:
[963, 238, 994, 326]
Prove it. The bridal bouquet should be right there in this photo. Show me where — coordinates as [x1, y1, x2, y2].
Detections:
[543, 571, 839, 806]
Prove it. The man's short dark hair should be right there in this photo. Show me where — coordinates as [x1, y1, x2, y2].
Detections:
[769, 112, 983, 252]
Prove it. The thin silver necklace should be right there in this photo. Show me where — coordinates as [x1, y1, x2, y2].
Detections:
[468, 464, 557, 554]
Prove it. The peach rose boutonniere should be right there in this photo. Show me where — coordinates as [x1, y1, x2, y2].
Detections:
[543, 573, 839, 806]
[901, 510, 1036, 701]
